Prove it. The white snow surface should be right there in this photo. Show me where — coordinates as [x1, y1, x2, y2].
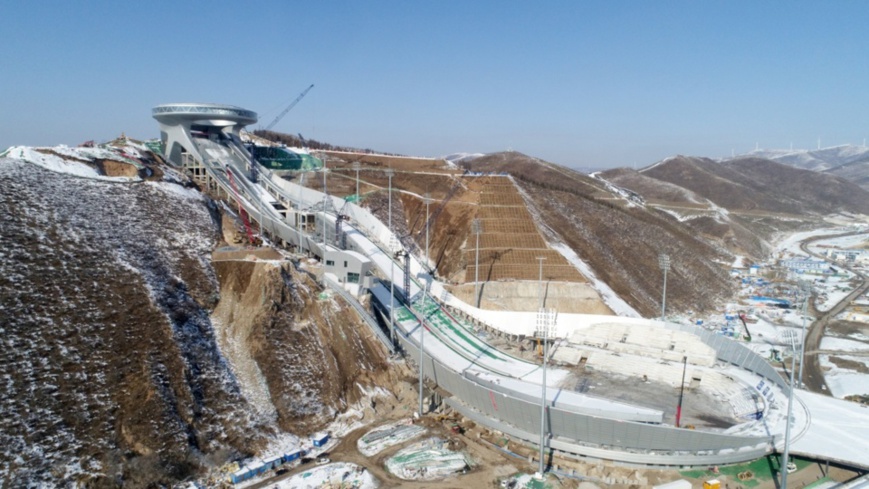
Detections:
[791, 390, 869, 464]
[4, 146, 136, 182]
[276, 462, 378, 489]
[551, 242, 641, 317]
[737, 144, 869, 171]
[443, 152, 484, 165]
[773, 228, 846, 256]
[820, 336, 869, 352]
[821, 363, 869, 399]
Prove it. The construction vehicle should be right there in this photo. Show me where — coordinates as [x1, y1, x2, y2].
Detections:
[703, 479, 721, 489]
[738, 313, 753, 341]
[264, 84, 314, 131]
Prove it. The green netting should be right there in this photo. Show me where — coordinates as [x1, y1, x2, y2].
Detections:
[254, 146, 323, 171]
[679, 455, 812, 487]
[143, 140, 164, 155]
[804, 477, 834, 489]
[411, 297, 500, 360]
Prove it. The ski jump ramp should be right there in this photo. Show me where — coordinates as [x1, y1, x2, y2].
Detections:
[153, 103, 869, 470]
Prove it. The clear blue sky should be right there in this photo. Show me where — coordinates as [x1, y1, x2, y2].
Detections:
[2, 1, 868, 168]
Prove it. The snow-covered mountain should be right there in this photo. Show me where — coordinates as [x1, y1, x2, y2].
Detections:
[734, 145, 869, 172]
[442, 152, 485, 166]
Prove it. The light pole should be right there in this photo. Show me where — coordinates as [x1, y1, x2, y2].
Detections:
[781, 328, 798, 489]
[352, 161, 361, 203]
[424, 192, 431, 274]
[386, 168, 395, 345]
[658, 253, 671, 322]
[418, 194, 431, 418]
[297, 172, 305, 253]
[536, 256, 547, 477]
[472, 218, 483, 308]
[321, 154, 329, 249]
[798, 281, 810, 387]
[418, 280, 426, 417]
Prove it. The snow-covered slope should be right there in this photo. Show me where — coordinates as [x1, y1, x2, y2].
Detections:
[443, 152, 485, 166]
[736, 145, 869, 171]
[0, 143, 391, 486]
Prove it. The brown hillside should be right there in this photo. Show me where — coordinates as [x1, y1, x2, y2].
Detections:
[599, 166, 782, 258]
[724, 157, 869, 215]
[599, 167, 706, 204]
[461, 152, 736, 316]
[641, 155, 869, 216]
[825, 158, 869, 191]
[639, 155, 805, 213]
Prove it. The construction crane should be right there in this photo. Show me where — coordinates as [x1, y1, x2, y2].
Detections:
[264, 84, 314, 132]
[738, 313, 753, 342]
[225, 167, 257, 246]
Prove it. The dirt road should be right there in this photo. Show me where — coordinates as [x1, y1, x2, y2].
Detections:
[798, 232, 869, 395]
[248, 416, 526, 489]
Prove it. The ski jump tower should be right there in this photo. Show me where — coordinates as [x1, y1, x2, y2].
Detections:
[152, 103, 257, 170]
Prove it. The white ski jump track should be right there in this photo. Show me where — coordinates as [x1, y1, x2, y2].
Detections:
[184, 135, 869, 469]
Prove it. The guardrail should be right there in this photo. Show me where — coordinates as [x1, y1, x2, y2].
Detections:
[393, 330, 773, 467]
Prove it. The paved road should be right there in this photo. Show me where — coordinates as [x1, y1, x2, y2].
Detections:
[798, 232, 869, 395]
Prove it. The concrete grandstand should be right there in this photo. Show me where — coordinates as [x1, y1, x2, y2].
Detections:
[152, 103, 869, 471]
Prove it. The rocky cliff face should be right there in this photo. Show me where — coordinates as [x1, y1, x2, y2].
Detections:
[0, 152, 390, 487]
[211, 257, 390, 435]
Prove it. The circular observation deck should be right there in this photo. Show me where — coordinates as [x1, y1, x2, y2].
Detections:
[152, 103, 257, 127]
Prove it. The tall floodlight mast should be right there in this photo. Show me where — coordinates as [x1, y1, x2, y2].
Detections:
[418, 192, 432, 418]
[352, 161, 361, 202]
[321, 155, 329, 250]
[424, 192, 431, 275]
[297, 172, 305, 252]
[536, 256, 547, 478]
[386, 168, 396, 345]
[781, 329, 798, 489]
[472, 218, 483, 308]
[798, 281, 811, 387]
[658, 253, 671, 322]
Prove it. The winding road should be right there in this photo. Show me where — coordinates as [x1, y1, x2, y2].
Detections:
[798, 232, 869, 395]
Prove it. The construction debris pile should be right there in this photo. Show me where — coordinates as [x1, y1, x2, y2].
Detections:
[357, 420, 426, 457]
[384, 437, 471, 481]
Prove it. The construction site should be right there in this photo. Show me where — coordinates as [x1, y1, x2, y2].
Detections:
[1, 102, 866, 488]
[143, 100, 869, 488]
